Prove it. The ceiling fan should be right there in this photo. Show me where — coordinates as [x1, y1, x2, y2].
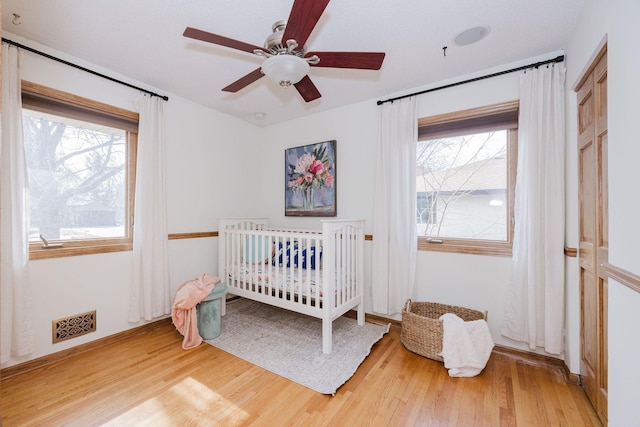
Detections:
[183, 0, 385, 102]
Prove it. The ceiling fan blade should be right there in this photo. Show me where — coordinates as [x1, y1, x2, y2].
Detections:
[294, 75, 322, 102]
[184, 27, 266, 54]
[282, 0, 330, 48]
[222, 68, 264, 93]
[306, 52, 386, 70]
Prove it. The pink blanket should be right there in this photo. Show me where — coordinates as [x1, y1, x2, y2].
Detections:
[172, 274, 220, 350]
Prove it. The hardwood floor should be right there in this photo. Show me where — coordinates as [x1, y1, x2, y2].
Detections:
[1, 318, 600, 426]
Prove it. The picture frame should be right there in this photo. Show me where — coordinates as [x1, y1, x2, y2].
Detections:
[285, 140, 336, 217]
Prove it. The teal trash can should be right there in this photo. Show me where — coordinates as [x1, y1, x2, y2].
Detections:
[196, 283, 227, 340]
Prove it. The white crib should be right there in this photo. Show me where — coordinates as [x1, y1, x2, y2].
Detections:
[218, 218, 365, 354]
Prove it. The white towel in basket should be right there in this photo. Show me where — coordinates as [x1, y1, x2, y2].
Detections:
[439, 313, 494, 377]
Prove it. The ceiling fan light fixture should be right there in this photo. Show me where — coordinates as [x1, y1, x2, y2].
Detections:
[261, 54, 309, 87]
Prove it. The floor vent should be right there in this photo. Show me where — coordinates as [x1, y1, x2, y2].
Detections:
[52, 310, 96, 343]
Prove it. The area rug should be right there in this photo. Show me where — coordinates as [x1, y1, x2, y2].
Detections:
[205, 298, 390, 395]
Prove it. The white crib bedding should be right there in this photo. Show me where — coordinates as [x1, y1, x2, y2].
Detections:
[226, 263, 324, 298]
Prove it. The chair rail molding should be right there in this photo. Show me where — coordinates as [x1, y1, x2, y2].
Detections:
[601, 262, 640, 294]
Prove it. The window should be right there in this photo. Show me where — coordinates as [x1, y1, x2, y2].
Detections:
[416, 101, 518, 256]
[22, 81, 139, 260]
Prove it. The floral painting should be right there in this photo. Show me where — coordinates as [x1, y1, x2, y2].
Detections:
[285, 140, 336, 216]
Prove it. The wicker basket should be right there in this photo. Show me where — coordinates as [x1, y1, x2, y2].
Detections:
[400, 299, 487, 361]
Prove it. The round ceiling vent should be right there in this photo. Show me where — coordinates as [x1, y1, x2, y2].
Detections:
[454, 26, 490, 46]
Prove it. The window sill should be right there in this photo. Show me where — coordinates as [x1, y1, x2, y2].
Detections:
[417, 238, 512, 257]
[29, 243, 133, 260]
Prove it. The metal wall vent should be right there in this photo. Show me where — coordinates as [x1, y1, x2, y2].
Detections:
[52, 310, 96, 343]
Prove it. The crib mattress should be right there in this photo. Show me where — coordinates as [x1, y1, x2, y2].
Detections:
[226, 263, 324, 298]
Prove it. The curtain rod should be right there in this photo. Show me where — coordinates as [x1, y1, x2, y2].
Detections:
[2, 37, 169, 101]
[376, 54, 565, 106]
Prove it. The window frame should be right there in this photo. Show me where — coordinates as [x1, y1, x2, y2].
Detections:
[416, 100, 518, 256]
[22, 81, 139, 260]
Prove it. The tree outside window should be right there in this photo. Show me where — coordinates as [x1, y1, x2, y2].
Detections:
[21, 81, 138, 260]
[416, 101, 518, 256]
[417, 131, 507, 240]
[24, 110, 127, 241]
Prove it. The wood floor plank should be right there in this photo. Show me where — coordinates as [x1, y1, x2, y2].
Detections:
[1, 320, 601, 426]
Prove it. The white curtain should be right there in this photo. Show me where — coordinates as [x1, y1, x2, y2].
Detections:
[371, 97, 417, 315]
[502, 65, 566, 355]
[1, 44, 34, 363]
[128, 94, 171, 322]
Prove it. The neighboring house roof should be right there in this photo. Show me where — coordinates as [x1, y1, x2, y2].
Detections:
[416, 157, 506, 193]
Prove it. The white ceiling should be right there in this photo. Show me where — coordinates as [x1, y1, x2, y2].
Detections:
[2, 0, 584, 127]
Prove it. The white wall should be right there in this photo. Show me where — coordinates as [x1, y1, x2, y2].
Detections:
[609, 1, 640, 420]
[602, 1, 640, 424]
[163, 93, 259, 287]
[2, 34, 260, 368]
[256, 100, 381, 310]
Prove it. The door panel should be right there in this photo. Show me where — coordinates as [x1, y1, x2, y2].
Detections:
[578, 134, 597, 410]
[594, 53, 608, 424]
[577, 48, 607, 426]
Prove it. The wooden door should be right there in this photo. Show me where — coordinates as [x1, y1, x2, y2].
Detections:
[577, 48, 608, 425]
